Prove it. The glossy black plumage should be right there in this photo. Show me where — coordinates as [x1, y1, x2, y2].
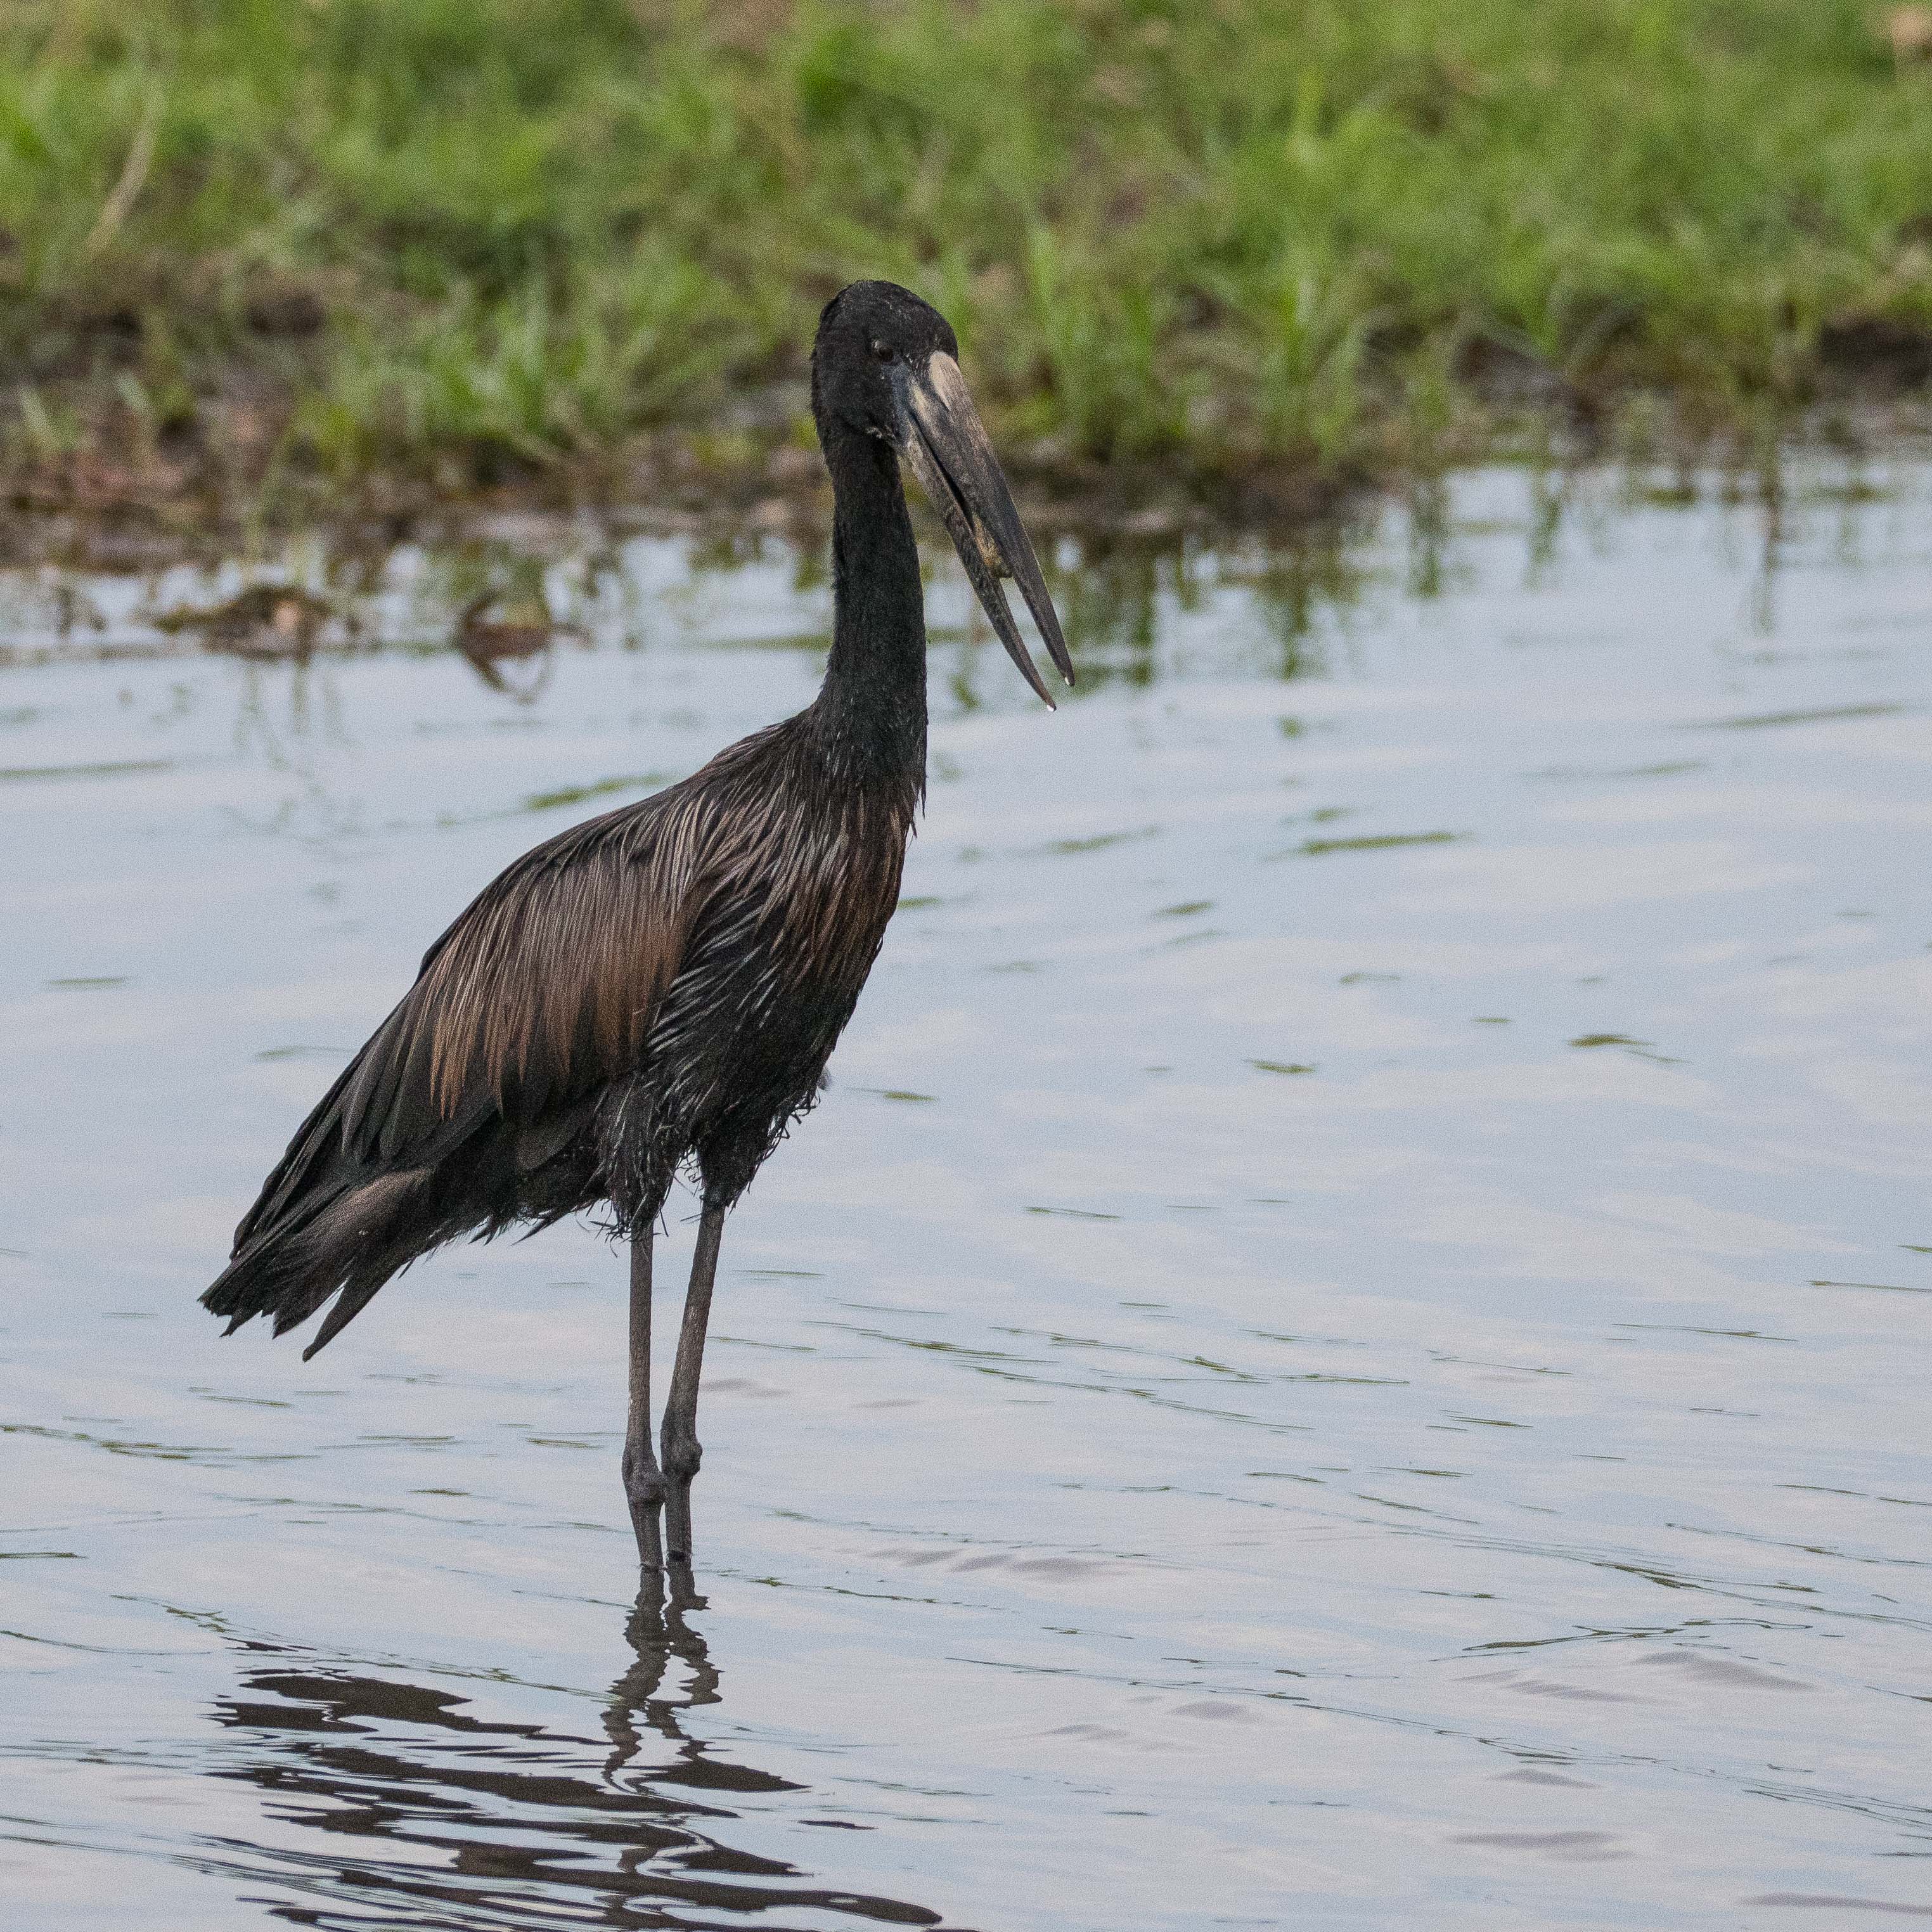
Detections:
[205, 714, 918, 1355]
[202, 280, 1069, 1571]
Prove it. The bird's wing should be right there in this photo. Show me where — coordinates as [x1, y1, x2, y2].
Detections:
[232, 779, 719, 1254]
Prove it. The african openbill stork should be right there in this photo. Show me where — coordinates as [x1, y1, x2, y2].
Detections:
[202, 281, 1072, 1573]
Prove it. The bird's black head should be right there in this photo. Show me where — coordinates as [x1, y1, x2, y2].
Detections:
[811, 280, 958, 444]
[811, 279, 1072, 706]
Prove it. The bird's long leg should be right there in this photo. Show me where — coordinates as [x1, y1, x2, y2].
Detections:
[622, 1232, 667, 1573]
[661, 1201, 725, 1570]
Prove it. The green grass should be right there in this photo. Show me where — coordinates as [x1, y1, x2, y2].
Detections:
[3, 0, 1931, 510]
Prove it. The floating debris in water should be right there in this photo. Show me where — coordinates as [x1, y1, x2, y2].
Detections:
[152, 586, 336, 660]
[455, 591, 586, 700]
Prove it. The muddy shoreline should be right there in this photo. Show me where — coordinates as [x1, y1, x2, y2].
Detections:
[6, 385, 1930, 584]
[2, 403, 1926, 681]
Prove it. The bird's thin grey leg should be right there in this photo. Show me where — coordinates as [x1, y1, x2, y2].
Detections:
[622, 1232, 666, 1572]
[662, 1201, 725, 1570]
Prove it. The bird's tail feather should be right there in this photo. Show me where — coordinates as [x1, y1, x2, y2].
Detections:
[202, 1168, 436, 1357]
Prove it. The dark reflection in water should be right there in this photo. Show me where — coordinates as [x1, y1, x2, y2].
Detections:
[0, 492, 1379, 708]
[209, 1590, 949, 1931]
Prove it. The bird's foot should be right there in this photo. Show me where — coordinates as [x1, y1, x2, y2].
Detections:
[622, 1442, 667, 1573]
[661, 1433, 700, 1569]
[664, 1485, 695, 1571]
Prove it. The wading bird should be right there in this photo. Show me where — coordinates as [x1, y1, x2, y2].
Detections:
[202, 281, 1071, 1573]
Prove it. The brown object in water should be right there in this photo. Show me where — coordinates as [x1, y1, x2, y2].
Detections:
[155, 585, 333, 660]
[454, 592, 584, 699]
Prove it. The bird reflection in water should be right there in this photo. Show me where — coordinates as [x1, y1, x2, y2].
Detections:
[454, 587, 584, 702]
[206, 1581, 944, 1929]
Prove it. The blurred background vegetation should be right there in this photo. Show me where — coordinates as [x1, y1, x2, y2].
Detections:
[3, 0, 1931, 516]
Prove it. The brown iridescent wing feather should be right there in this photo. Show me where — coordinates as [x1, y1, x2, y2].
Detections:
[229, 770, 722, 1258]
[205, 718, 913, 1355]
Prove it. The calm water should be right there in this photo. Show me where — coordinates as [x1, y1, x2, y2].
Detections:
[2, 465, 1929, 1930]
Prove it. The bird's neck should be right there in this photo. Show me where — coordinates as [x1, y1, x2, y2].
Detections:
[809, 426, 927, 801]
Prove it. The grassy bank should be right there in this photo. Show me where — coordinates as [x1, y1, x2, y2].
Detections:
[3, 0, 1931, 520]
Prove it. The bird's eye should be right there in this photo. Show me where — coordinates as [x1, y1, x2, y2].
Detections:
[871, 340, 898, 364]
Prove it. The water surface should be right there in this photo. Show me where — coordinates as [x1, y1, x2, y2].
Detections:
[3, 465, 1929, 1929]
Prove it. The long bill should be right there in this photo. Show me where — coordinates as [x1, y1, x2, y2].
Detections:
[898, 352, 1073, 708]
